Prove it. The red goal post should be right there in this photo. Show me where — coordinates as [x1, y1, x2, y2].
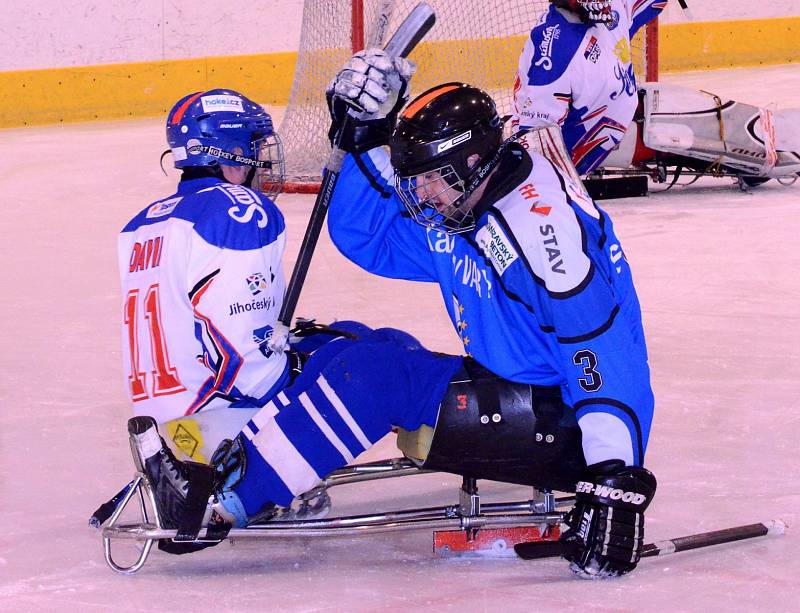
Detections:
[279, 0, 658, 192]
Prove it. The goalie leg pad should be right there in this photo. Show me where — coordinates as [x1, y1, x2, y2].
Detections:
[640, 83, 800, 178]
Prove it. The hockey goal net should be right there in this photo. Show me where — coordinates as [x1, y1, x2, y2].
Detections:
[279, 0, 658, 191]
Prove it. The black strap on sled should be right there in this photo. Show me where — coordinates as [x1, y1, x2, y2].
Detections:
[175, 462, 216, 542]
[531, 385, 566, 446]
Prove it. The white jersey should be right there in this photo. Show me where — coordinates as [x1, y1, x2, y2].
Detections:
[512, 0, 666, 174]
[118, 177, 289, 424]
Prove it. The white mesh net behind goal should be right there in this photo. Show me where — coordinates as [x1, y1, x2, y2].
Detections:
[279, 0, 653, 187]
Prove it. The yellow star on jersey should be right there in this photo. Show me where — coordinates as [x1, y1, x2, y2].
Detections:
[615, 38, 632, 65]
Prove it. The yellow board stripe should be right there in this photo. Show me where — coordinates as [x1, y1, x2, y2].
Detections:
[660, 16, 800, 73]
[0, 52, 296, 128]
[1, 17, 798, 129]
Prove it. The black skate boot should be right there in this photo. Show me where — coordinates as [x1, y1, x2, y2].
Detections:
[128, 415, 249, 554]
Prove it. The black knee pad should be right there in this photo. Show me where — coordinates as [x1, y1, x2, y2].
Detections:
[415, 359, 586, 492]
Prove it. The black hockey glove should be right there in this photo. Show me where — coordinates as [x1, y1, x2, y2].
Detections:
[561, 460, 657, 578]
[326, 48, 415, 153]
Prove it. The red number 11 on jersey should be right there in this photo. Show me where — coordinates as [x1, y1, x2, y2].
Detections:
[124, 283, 186, 401]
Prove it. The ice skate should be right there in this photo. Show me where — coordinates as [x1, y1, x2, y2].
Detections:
[127, 416, 250, 553]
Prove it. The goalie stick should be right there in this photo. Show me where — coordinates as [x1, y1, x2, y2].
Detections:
[513, 519, 786, 560]
[269, 2, 436, 353]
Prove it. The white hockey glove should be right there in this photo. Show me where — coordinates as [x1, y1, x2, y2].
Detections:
[327, 48, 416, 153]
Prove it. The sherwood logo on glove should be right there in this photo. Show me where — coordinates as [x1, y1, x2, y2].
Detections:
[576, 481, 647, 505]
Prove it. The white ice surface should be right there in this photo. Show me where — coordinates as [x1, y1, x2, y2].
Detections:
[1, 65, 799, 612]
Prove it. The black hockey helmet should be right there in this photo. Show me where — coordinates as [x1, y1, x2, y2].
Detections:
[390, 83, 503, 234]
[551, 0, 613, 24]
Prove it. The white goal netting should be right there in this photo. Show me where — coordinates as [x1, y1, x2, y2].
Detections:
[279, 0, 655, 187]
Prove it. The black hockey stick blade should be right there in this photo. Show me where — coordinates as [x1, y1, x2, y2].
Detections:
[384, 2, 436, 59]
[514, 519, 786, 561]
[89, 480, 135, 529]
[513, 540, 578, 560]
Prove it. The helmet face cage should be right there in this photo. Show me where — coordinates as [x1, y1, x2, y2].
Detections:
[254, 131, 285, 200]
[390, 83, 504, 234]
[166, 89, 285, 197]
[578, 0, 613, 23]
[395, 163, 476, 234]
[554, 0, 613, 24]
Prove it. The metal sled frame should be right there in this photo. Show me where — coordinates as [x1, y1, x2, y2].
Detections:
[100, 458, 573, 574]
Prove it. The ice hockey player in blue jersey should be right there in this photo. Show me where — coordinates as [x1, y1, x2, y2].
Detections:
[513, 0, 666, 175]
[125, 51, 656, 578]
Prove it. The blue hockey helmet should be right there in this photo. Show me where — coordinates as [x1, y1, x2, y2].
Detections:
[165, 89, 285, 197]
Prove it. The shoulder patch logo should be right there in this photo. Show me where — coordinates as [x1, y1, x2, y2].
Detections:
[518, 182, 540, 201]
[476, 217, 518, 276]
[535, 24, 561, 71]
[246, 272, 270, 296]
[147, 197, 182, 218]
[584, 36, 601, 63]
[518, 182, 552, 216]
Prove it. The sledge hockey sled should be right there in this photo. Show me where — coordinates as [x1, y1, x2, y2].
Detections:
[93, 386, 587, 575]
[94, 457, 574, 574]
[93, 366, 589, 574]
[591, 83, 800, 196]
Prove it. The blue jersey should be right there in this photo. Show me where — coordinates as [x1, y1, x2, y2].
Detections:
[328, 147, 654, 466]
[512, 0, 666, 174]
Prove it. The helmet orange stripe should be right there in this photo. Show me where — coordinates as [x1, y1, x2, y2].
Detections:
[169, 92, 204, 125]
[402, 84, 460, 119]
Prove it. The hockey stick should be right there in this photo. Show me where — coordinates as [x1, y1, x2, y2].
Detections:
[676, 0, 694, 20]
[368, 0, 396, 49]
[89, 479, 136, 528]
[513, 519, 786, 560]
[270, 2, 435, 352]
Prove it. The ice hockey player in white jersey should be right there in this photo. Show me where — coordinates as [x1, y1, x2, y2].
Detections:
[118, 89, 291, 453]
[123, 51, 657, 578]
[513, 0, 666, 175]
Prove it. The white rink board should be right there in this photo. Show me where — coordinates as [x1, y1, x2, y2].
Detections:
[1, 64, 799, 611]
[2, 0, 799, 70]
